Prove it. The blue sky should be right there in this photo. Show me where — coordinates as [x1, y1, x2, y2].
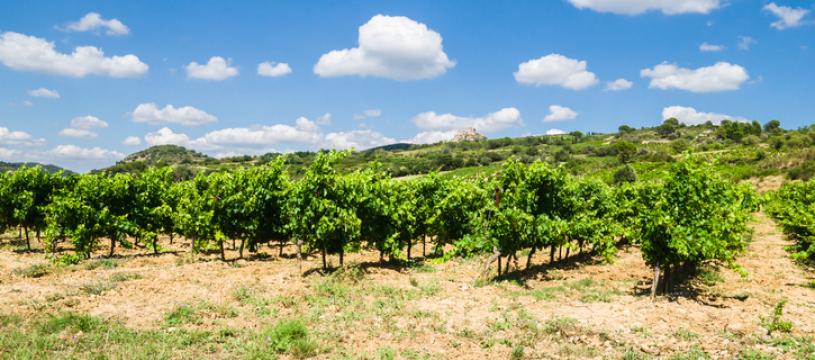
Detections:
[0, 0, 813, 171]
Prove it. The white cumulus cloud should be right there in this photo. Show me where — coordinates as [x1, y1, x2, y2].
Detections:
[0, 127, 45, 146]
[257, 61, 292, 77]
[543, 105, 578, 122]
[144, 127, 194, 147]
[59, 128, 97, 139]
[568, 0, 720, 15]
[186, 56, 238, 80]
[413, 107, 522, 133]
[60, 115, 108, 139]
[28, 88, 60, 99]
[763, 3, 809, 30]
[662, 105, 747, 125]
[605, 78, 633, 91]
[315, 113, 332, 126]
[641, 62, 748, 93]
[132, 103, 217, 126]
[141, 115, 399, 154]
[0, 147, 21, 159]
[324, 130, 395, 150]
[545, 129, 567, 136]
[69, 115, 108, 129]
[314, 15, 455, 80]
[404, 130, 459, 144]
[514, 54, 598, 90]
[0, 31, 148, 78]
[353, 109, 382, 120]
[47, 144, 124, 160]
[122, 136, 141, 146]
[200, 121, 323, 147]
[738, 36, 756, 50]
[64, 12, 130, 36]
[699, 42, 724, 52]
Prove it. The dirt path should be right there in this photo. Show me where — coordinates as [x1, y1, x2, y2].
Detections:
[728, 211, 814, 331]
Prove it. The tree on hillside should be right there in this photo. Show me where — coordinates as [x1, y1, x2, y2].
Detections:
[764, 119, 782, 133]
[614, 140, 637, 164]
[658, 118, 681, 137]
[613, 164, 638, 184]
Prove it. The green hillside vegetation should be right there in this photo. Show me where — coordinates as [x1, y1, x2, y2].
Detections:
[0, 162, 71, 175]
[101, 119, 815, 183]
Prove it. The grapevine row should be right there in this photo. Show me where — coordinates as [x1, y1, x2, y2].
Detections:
[765, 179, 815, 262]
[0, 152, 757, 295]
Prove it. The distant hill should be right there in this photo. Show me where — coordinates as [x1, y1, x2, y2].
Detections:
[0, 161, 72, 174]
[96, 120, 815, 183]
[99, 145, 218, 178]
[121, 145, 214, 165]
[364, 143, 414, 152]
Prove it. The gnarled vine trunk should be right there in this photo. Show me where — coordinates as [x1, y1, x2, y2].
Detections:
[650, 262, 661, 300]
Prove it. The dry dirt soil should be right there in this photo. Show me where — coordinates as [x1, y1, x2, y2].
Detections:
[0, 212, 813, 359]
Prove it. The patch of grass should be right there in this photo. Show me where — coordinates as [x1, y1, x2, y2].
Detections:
[805, 280, 815, 290]
[530, 286, 567, 301]
[378, 346, 396, 360]
[200, 302, 239, 319]
[164, 301, 238, 327]
[0, 314, 22, 327]
[698, 268, 724, 286]
[53, 253, 82, 266]
[579, 287, 621, 303]
[473, 277, 492, 288]
[308, 277, 351, 307]
[766, 335, 815, 358]
[260, 319, 317, 359]
[44, 292, 66, 302]
[669, 345, 710, 360]
[559, 343, 597, 358]
[621, 348, 651, 360]
[631, 326, 652, 338]
[232, 286, 273, 315]
[37, 313, 105, 334]
[569, 278, 596, 290]
[330, 263, 365, 284]
[76, 272, 140, 296]
[164, 304, 200, 326]
[761, 300, 793, 335]
[408, 261, 436, 273]
[510, 345, 525, 360]
[232, 286, 253, 303]
[409, 278, 440, 297]
[673, 328, 699, 341]
[0, 311, 226, 358]
[456, 327, 477, 340]
[109, 272, 141, 282]
[738, 348, 775, 360]
[488, 313, 513, 332]
[538, 278, 622, 303]
[543, 317, 578, 336]
[83, 258, 120, 271]
[399, 349, 431, 360]
[12, 263, 50, 278]
[78, 280, 117, 296]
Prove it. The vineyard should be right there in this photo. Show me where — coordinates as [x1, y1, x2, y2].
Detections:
[765, 180, 815, 263]
[1, 152, 759, 286]
[1, 152, 813, 358]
